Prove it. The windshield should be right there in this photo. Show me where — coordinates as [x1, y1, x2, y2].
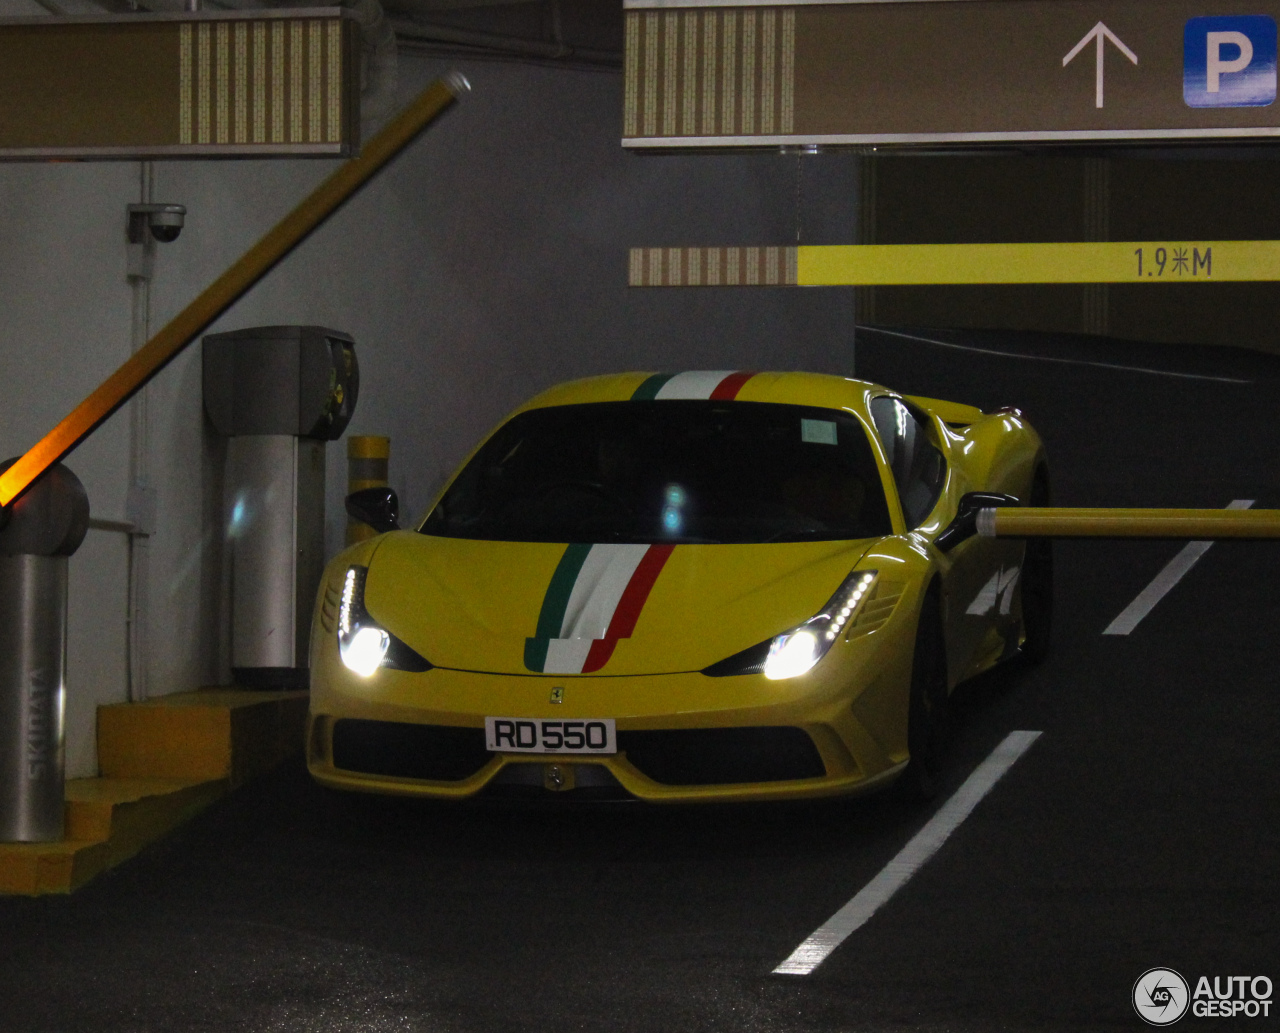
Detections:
[421, 400, 893, 544]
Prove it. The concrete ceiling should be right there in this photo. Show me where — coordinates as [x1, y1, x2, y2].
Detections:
[387, 0, 622, 67]
[34, 0, 622, 67]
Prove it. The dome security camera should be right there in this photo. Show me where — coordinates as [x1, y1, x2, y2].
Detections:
[127, 203, 186, 244]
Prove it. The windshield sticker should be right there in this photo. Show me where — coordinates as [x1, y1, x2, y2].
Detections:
[631, 370, 757, 401]
[525, 543, 675, 673]
[801, 419, 838, 445]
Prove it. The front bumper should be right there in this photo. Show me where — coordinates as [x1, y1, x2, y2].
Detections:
[307, 629, 915, 804]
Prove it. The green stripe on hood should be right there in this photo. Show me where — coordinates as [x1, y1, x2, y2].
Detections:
[524, 542, 593, 671]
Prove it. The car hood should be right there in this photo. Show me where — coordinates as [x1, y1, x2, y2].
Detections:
[363, 532, 878, 676]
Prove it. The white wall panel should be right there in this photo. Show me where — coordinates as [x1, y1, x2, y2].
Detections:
[0, 162, 137, 776]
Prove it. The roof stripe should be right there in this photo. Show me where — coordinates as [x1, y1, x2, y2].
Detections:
[631, 373, 677, 400]
[632, 371, 760, 401]
[709, 371, 757, 400]
[653, 370, 737, 399]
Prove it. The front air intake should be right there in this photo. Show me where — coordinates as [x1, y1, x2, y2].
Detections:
[619, 727, 825, 785]
[332, 719, 490, 782]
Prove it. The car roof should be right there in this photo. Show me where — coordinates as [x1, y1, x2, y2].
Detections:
[515, 371, 886, 419]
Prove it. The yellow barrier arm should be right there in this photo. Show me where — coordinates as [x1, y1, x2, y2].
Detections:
[0, 73, 469, 510]
[978, 507, 1280, 539]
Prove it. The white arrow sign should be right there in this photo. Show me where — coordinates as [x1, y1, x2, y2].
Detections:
[1063, 21, 1139, 108]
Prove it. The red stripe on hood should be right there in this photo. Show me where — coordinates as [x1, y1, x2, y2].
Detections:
[582, 638, 617, 673]
[606, 543, 675, 638]
[580, 544, 675, 673]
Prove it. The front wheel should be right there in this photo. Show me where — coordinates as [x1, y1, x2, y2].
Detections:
[901, 588, 949, 801]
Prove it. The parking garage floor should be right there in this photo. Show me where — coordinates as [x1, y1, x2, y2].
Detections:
[1, 328, 1276, 1032]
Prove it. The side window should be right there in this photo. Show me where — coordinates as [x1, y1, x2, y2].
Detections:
[869, 396, 946, 529]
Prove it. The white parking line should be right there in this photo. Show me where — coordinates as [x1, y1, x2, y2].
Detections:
[773, 730, 1042, 977]
[1102, 500, 1255, 636]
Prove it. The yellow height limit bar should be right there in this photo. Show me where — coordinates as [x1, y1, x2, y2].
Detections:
[799, 241, 1276, 286]
[627, 242, 1280, 287]
[0, 73, 468, 510]
[978, 507, 1280, 539]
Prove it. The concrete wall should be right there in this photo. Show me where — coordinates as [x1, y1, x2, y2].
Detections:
[0, 53, 861, 776]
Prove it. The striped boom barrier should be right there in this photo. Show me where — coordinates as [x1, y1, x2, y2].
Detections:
[0, 73, 468, 512]
[977, 507, 1280, 540]
[628, 241, 1280, 287]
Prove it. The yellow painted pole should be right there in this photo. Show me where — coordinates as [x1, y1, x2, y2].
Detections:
[0, 73, 469, 510]
[346, 435, 390, 545]
[979, 507, 1280, 539]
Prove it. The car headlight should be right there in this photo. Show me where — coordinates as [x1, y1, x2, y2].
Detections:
[337, 565, 432, 676]
[702, 570, 879, 679]
[763, 570, 878, 679]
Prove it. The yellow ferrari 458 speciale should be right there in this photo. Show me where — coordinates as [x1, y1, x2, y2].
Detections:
[307, 371, 1049, 803]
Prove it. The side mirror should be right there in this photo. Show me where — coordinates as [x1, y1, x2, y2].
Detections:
[935, 491, 1019, 552]
[346, 486, 400, 533]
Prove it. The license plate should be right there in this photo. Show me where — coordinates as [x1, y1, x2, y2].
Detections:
[484, 717, 617, 754]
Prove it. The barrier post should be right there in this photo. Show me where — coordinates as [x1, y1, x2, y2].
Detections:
[347, 436, 390, 544]
[0, 462, 88, 842]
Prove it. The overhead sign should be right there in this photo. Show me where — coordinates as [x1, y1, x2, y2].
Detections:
[0, 8, 358, 159]
[1183, 16, 1277, 106]
[622, 0, 1280, 147]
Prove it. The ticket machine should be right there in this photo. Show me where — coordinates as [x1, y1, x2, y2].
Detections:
[203, 326, 358, 688]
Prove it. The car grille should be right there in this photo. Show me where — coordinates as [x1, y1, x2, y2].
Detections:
[331, 719, 491, 782]
[618, 727, 825, 785]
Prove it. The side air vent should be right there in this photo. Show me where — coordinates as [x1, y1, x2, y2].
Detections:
[320, 581, 341, 634]
[846, 581, 904, 640]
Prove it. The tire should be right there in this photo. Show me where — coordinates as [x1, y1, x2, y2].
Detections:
[901, 587, 949, 802]
[1019, 466, 1053, 665]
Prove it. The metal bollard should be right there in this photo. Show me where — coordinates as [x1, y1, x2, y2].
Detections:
[0, 460, 88, 842]
[0, 555, 67, 841]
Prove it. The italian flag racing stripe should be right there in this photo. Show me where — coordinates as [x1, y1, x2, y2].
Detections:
[630, 371, 756, 401]
[630, 373, 677, 400]
[530, 542, 592, 639]
[708, 370, 756, 400]
[525, 543, 676, 674]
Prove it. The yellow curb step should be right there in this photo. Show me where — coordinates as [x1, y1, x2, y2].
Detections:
[0, 688, 307, 895]
[98, 689, 309, 787]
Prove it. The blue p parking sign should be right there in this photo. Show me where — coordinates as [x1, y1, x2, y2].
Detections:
[1184, 16, 1278, 107]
